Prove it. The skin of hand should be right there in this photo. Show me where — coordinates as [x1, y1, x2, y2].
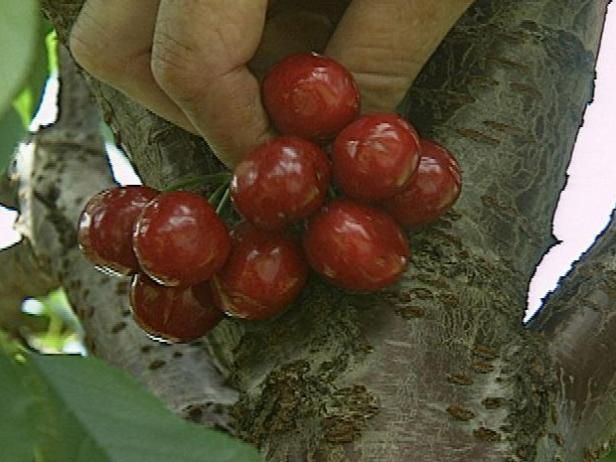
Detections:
[70, 0, 474, 168]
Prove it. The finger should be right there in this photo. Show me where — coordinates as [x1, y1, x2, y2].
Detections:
[326, 0, 474, 113]
[70, 0, 196, 133]
[250, 0, 350, 79]
[152, 0, 273, 168]
[250, 10, 332, 79]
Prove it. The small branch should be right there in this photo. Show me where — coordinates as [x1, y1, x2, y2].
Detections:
[54, 45, 100, 133]
[0, 172, 19, 209]
[0, 240, 57, 336]
[529, 208, 616, 460]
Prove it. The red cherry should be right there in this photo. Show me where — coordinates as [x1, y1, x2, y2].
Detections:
[133, 191, 231, 286]
[332, 113, 421, 202]
[303, 199, 409, 291]
[130, 273, 223, 343]
[262, 52, 360, 141]
[78, 185, 159, 275]
[383, 139, 462, 227]
[210, 223, 308, 320]
[231, 136, 331, 230]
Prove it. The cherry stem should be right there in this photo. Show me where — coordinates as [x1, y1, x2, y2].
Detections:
[163, 172, 231, 192]
[215, 187, 231, 215]
[208, 179, 230, 206]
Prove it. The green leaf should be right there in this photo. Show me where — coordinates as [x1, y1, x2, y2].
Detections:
[0, 356, 38, 462]
[0, 107, 25, 174]
[0, 349, 264, 462]
[0, 338, 43, 462]
[0, 4, 53, 175]
[13, 37, 49, 128]
[13, 16, 55, 129]
[0, 0, 40, 117]
[46, 29, 59, 75]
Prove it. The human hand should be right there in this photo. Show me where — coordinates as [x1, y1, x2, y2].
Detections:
[70, 0, 474, 168]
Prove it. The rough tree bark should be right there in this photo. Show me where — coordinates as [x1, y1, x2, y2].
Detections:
[2, 0, 612, 460]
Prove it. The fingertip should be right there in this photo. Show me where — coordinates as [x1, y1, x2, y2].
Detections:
[207, 114, 276, 170]
[161, 63, 274, 169]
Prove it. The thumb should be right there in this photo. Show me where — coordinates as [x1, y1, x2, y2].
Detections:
[326, 0, 474, 113]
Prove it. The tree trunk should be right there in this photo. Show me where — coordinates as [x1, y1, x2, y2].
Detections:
[9, 0, 611, 460]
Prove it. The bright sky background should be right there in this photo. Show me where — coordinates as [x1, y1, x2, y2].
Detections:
[0, 9, 614, 320]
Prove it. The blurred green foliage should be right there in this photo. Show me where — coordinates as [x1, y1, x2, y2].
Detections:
[603, 451, 616, 462]
[0, 3, 56, 174]
[0, 333, 265, 462]
[23, 289, 84, 354]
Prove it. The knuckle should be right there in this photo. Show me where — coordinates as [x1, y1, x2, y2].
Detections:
[70, 22, 124, 82]
[151, 32, 204, 101]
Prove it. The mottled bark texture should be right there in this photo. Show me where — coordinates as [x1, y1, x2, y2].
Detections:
[21, 0, 613, 460]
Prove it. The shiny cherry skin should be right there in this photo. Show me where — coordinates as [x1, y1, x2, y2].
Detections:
[130, 273, 224, 343]
[78, 185, 159, 275]
[383, 139, 462, 227]
[133, 191, 231, 287]
[231, 136, 331, 230]
[303, 199, 409, 291]
[262, 52, 360, 141]
[210, 223, 308, 321]
[332, 113, 421, 202]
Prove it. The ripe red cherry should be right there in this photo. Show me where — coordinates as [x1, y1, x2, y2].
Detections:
[210, 223, 308, 320]
[383, 139, 462, 227]
[130, 273, 224, 343]
[332, 113, 421, 202]
[133, 191, 231, 286]
[262, 52, 360, 141]
[231, 136, 330, 230]
[303, 199, 409, 291]
[78, 185, 159, 275]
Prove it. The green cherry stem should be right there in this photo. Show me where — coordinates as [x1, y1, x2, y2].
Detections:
[215, 186, 231, 215]
[208, 178, 231, 206]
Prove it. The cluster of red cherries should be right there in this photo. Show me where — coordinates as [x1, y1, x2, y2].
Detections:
[77, 52, 462, 343]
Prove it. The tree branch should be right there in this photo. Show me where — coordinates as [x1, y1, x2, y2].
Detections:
[529, 208, 616, 460]
[43, 0, 607, 288]
[38, 1, 611, 461]
[404, 0, 607, 280]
